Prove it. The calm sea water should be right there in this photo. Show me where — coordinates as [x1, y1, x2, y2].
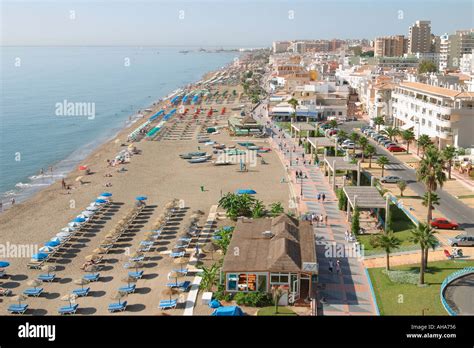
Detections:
[0, 46, 238, 204]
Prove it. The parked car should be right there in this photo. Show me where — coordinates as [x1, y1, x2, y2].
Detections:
[387, 145, 405, 152]
[341, 139, 352, 145]
[448, 233, 474, 246]
[342, 142, 355, 149]
[377, 138, 389, 144]
[431, 218, 460, 230]
[384, 142, 398, 148]
[352, 152, 364, 158]
[380, 175, 401, 183]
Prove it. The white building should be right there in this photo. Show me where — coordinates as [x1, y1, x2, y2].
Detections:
[392, 81, 474, 149]
[460, 53, 474, 74]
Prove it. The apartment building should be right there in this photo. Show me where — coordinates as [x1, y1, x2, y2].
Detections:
[272, 41, 292, 53]
[439, 30, 474, 70]
[392, 81, 474, 149]
[374, 35, 407, 57]
[408, 20, 432, 54]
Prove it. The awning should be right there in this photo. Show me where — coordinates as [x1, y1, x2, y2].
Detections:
[400, 122, 414, 131]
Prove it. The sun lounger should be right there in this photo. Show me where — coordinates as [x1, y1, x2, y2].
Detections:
[118, 284, 136, 294]
[159, 299, 178, 310]
[72, 287, 90, 297]
[128, 270, 144, 279]
[8, 304, 28, 314]
[140, 241, 154, 246]
[166, 280, 191, 291]
[58, 303, 79, 315]
[129, 256, 145, 262]
[138, 245, 152, 252]
[179, 237, 192, 243]
[0, 269, 5, 278]
[173, 268, 188, 276]
[37, 274, 56, 282]
[108, 301, 128, 313]
[27, 260, 45, 269]
[0, 288, 12, 296]
[170, 251, 185, 258]
[83, 273, 100, 282]
[23, 288, 44, 297]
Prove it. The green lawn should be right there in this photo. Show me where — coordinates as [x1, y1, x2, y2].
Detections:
[457, 194, 474, 199]
[368, 260, 474, 315]
[357, 205, 417, 253]
[257, 306, 297, 316]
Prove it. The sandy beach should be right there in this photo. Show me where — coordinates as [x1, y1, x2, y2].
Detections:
[0, 71, 290, 315]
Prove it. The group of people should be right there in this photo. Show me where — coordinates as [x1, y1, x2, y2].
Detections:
[317, 192, 327, 202]
[309, 213, 328, 227]
[328, 259, 342, 275]
[344, 229, 356, 243]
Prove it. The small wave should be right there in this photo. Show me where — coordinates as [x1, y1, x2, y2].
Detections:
[28, 173, 65, 180]
[15, 182, 50, 189]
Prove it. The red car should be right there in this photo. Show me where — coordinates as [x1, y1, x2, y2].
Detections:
[387, 145, 405, 152]
[431, 218, 459, 230]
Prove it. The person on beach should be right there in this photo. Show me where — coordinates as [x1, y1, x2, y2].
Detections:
[11, 198, 15, 206]
[61, 178, 66, 190]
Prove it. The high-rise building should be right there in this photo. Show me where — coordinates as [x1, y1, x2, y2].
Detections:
[374, 35, 407, 57]
[272, 41, 291, 53]
[448, 30, 474, 69]
[408, 20, 432, 53]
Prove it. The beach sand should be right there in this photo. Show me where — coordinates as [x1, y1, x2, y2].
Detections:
[0, 83, 290, 315]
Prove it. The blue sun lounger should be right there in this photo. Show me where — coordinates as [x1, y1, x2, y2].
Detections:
[72, 287, 90, 297]
[138, 245, 152, 252]
[128, 270, 144, 279]
[159, 299, 177, 310]
[140, 241, 154, 246]
[83, 273, 100, 282]
[37, 274, 56, 282]
[8, 304, 28, 314]
[173, 268, 188, 276]
[166, 280, 191, 291]
[129, 256, 145, 262]
[170, 251, 185, 258]
[108, 301, 127, 313]
[23, 287, 44, 297]
[118, 284, 136, 294]
[58, 303, 78, 315]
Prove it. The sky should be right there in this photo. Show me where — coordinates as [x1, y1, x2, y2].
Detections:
[1, 0, 473, 46]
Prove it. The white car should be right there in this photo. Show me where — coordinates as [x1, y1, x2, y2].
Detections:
[380, 175, 402, 183]
[342, 142, 355, 149]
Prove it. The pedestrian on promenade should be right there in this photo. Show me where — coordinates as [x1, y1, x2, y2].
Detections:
[317, 193, 321, 202]
[336, 259, 341, 275]
[344, 230, 349, 241]
[320, 214, 324, 225]
[325, 215, 328, 226]
[315, 215, 320, 227]
[322, 193, 326, 202]
[328, 260, 334, 273]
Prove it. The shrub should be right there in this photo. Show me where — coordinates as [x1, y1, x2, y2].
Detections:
[233, 291, 273, 307]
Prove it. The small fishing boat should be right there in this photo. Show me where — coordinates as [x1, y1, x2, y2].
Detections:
[247, 146, 260, 151]
[179, 152, 206, 159]
[213, 144, 225, 150]
[257, 148, 271, 153]
[188, 156, 209, 163]
[213, 161, 232, 166]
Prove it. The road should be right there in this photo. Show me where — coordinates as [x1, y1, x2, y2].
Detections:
[342, 122, 474, 236]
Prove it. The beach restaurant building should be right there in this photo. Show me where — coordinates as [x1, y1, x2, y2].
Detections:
[222, 215, 317, 306]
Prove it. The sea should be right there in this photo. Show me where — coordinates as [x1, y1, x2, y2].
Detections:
[0, 46, 239, 207]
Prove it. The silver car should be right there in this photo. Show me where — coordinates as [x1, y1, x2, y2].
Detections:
[448, 234, 474, 247]
[380, 175, 401, 183]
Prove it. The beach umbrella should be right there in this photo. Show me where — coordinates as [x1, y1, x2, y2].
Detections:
[11, 294, 28, 306]
[41, 265, 56, 275]
[129, 251, 143, 258]
[45, 240, 60, 248]
[135, 196, 147, 201]
[100, 192, 113, 197]
[27, 279, 42, 289]
[95, 199, 107, 204]
[84, 265, 100, 273]
[173, 257, 188, 272]
[61, 227, 75, 232]
[73, 217, 87, 223]
[80, 210, 94, 217]
[162, 288, 179, 302]
[86, 205, 99, 211]
[32, 253, 48, 261]
[0, 261, 10, 268]
[236, 189, 257, 195]
[74, 278, 90, 290]
[84, 254, 100, 262]
[125, 261, 143, 273]
[93, 248, 107, 254]
[202, 242, 219, 260]
[122, 276, 137, 288]
[56, 231, 71, 238]
[111, 291, 127, 305]
[39, 246, 55, 253]
[168, 271, 182, 286]
[97, 196, 109, 201]
[78, 165, 88, 171]
[61, 294, 77, 307]
[50, 237, 62, 243]
[68, 221, 81, 227]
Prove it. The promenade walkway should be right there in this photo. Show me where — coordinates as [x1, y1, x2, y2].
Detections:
[258, 110, 378, 316]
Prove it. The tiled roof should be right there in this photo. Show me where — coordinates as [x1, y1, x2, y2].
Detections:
[399, 81, 474, 98]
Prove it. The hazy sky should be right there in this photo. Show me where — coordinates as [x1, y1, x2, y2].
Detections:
[1, 0, 473, 46]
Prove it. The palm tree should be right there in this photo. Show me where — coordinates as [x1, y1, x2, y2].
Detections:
[422, 191, 440, 211]
[381, 126, 400, 142]
[358, 136, 369, 162]
[288, 98, 298, 123]
[365, 144, 376, 168]
[349, 132, 360, 155]
[269, 202, 284, 216]
[397, 180, 407, 197]
[218, 193, 255, 220]
[373, 116, 385, 132]
[417, 134, 433, 158]
[371, 232, 401, 271]
[252, 200, 266, 218]
[329, 119, 338, 129]
[417, 147, 447, 222]
[199, 263, 220, 291]
[442, 146, 457, 180]
[376, 156, 390, 177]
[409, 223, 438, 284]
[337, 130, 348, 140]
[401, 129, 416, 154]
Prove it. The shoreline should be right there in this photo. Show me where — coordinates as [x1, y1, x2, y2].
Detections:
[0, 66, 226, 212]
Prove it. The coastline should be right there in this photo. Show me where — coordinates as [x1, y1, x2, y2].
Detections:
[0, 66, 225, 212]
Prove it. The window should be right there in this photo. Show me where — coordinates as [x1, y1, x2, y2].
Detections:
[270, 273, 290, 284]
[238, 274, 248, 291]
[257, 275, 267, 292]
[227, 274, 238, 291]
